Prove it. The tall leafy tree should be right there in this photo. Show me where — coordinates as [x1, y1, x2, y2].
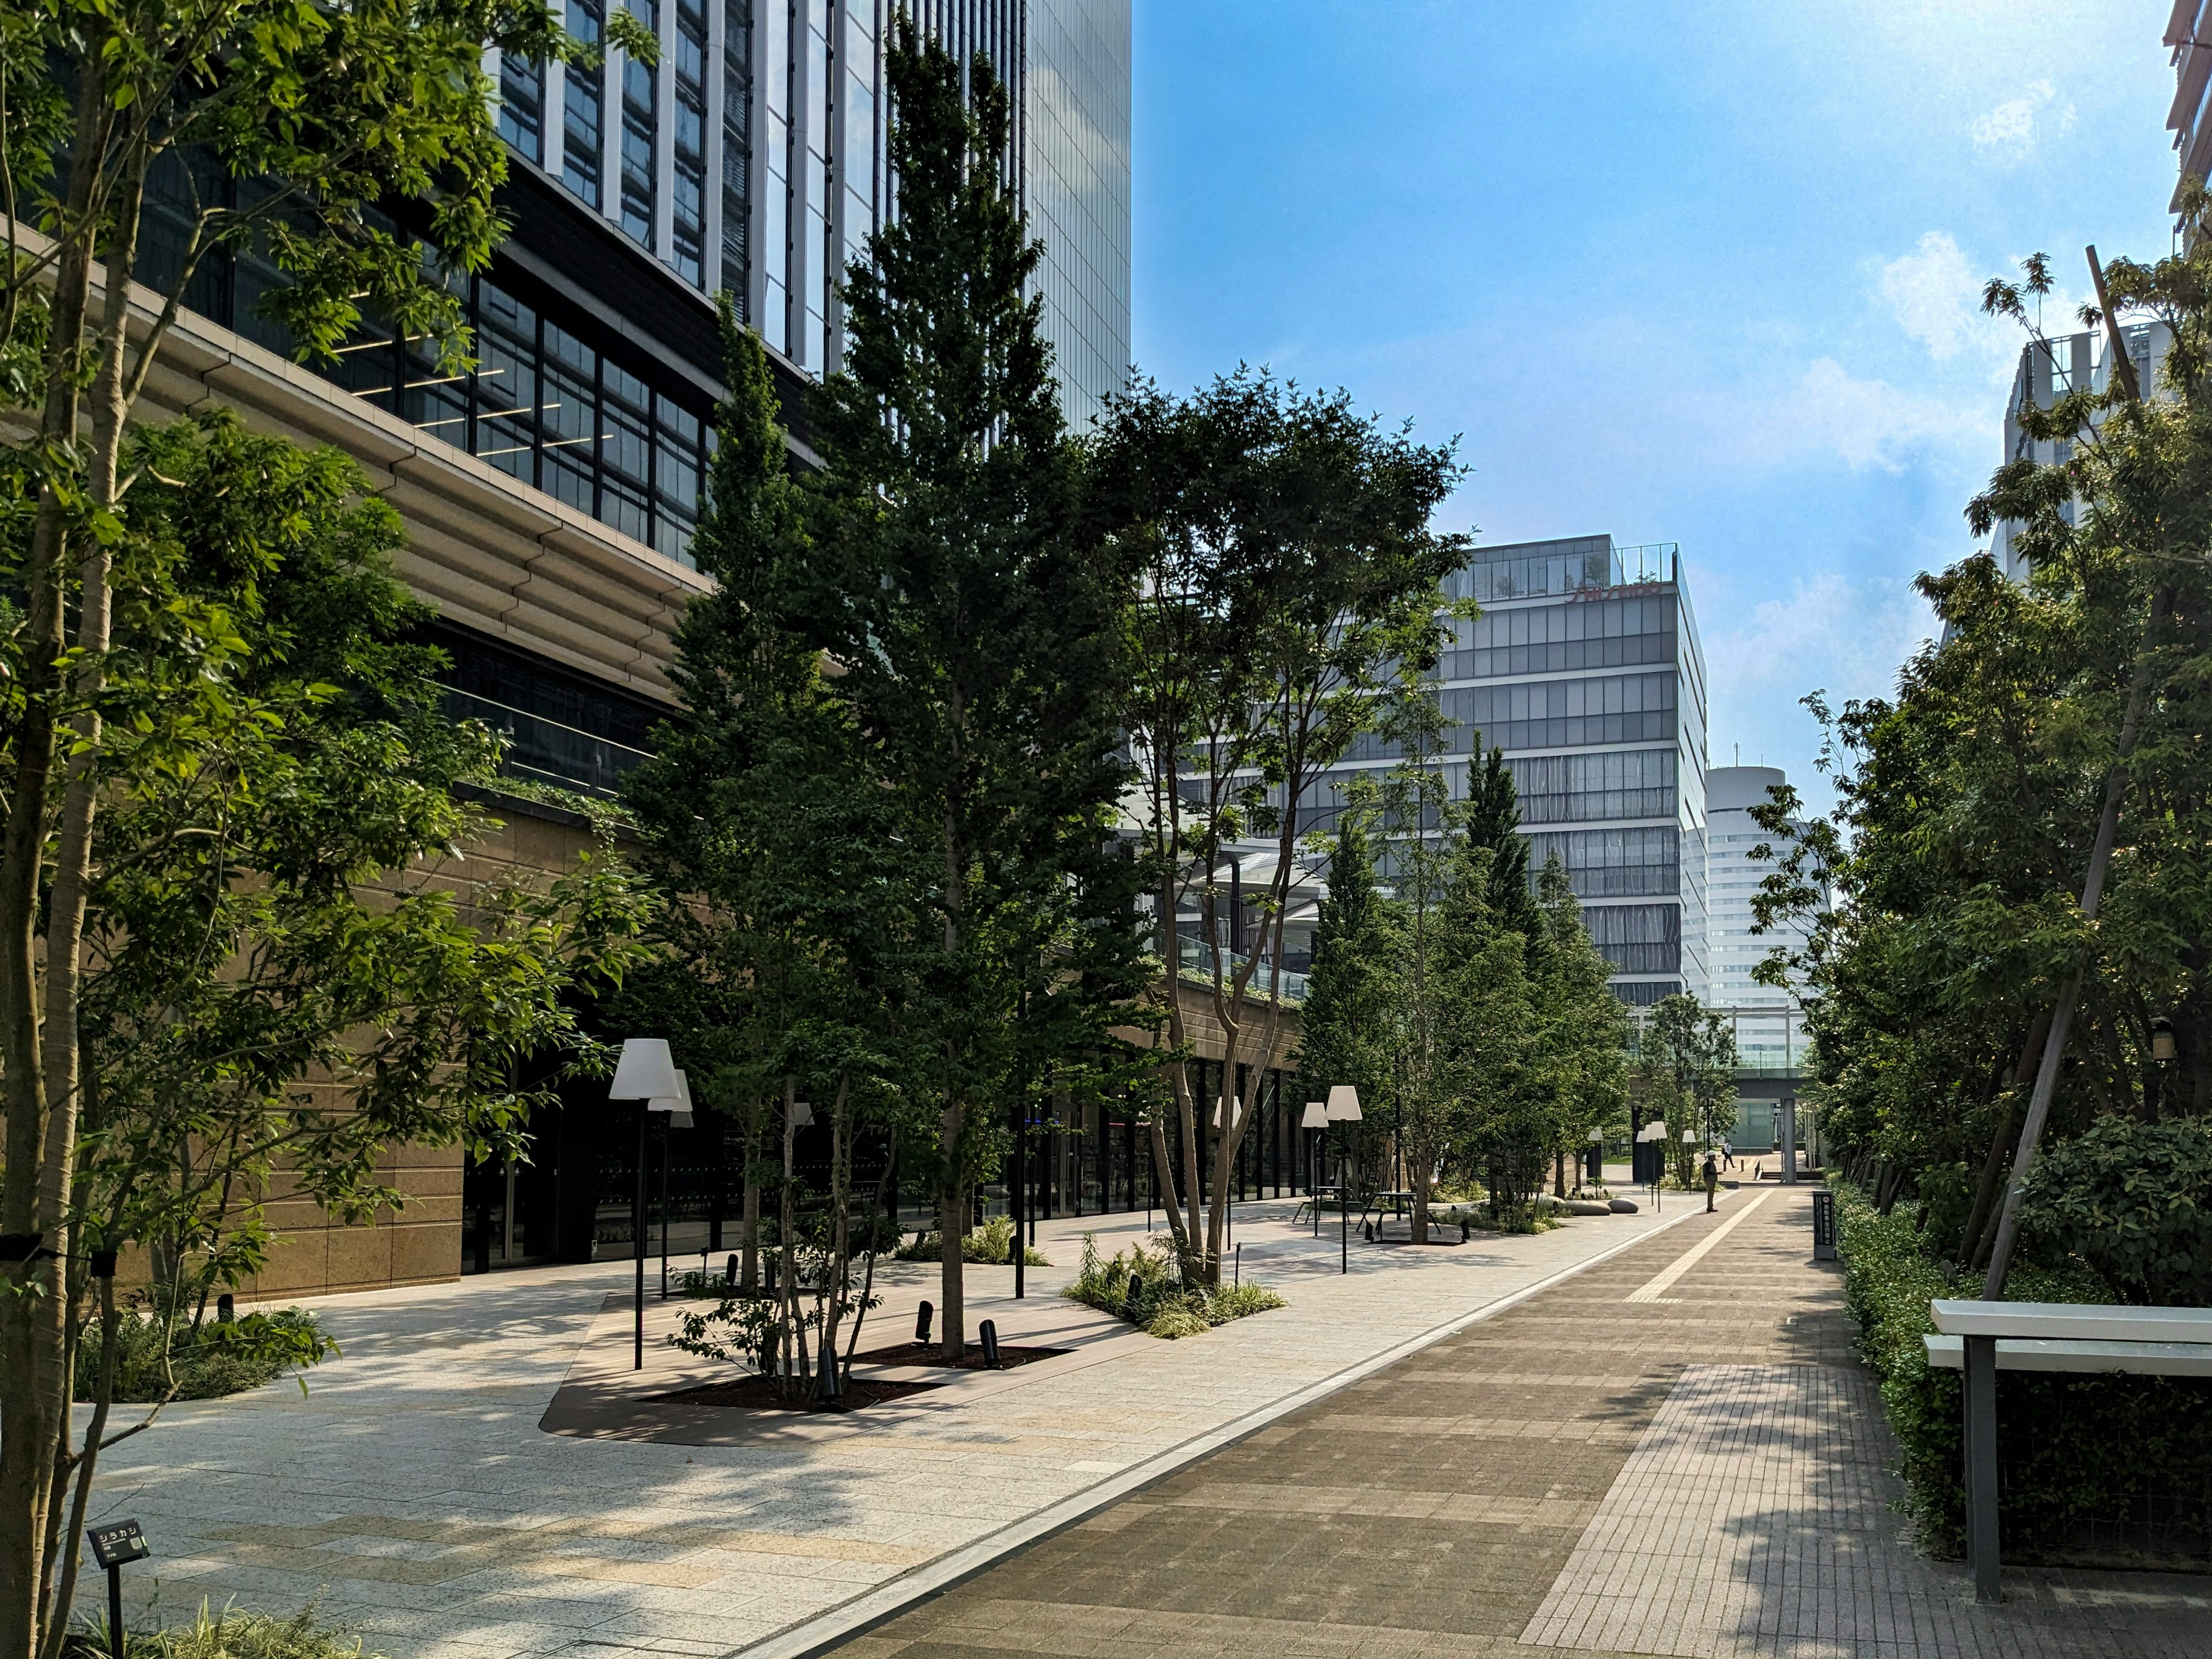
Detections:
[789, 25, 1143, 1358]
[4, 415, 650, 1657]
[1528, 855, 1631, 1194]
[1096, 371, 1463, 1282]
[0, 3, 646, 1646]
[1293, 787, 1399, 1199]
[1636, 994, 1740, 1187]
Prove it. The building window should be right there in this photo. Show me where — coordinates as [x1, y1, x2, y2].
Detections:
[620, 0, 660, 247]
[500, 52, 546, 165]
[333, 276, 709, 569]
[565, 0, 606, 208]
[671, 0, 710, 284]
[720, 0, 753, 311]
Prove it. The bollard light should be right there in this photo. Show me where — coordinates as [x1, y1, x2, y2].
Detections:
[915, 1300, 933, 1346]
[979, 1318, 1001, 1369]
[2153, 1016, 2177, 1062]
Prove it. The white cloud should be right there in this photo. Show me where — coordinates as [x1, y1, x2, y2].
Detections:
[1733, 357, 1982, 474]
[1970, 79, 2075, 159]
[1877, 232, 1984, 362]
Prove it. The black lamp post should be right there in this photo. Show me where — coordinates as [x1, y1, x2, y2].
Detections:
[1301, 1101, 1327, 1236]
[1325, 1085, 1361, 1274]
[608, 1038, 682, 1370]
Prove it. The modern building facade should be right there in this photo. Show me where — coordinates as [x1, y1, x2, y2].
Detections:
[2171, 2, 2212, 227]
[112, 0, 1132, 1295]
[492, 0, 1130, 426]
[1302, 535, 1711, 1005]
[1995, 324, 2170, 582]
[1703, 765, 1824, 1150]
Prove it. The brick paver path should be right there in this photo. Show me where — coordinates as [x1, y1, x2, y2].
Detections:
[841, 1187, 2212, 1659]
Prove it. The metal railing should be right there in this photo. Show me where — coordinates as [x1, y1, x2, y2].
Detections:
[1173, 933, 1308, 1006]
[444, 688, 651, 800]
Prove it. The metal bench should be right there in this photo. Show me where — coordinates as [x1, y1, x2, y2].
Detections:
[1925, 1299, 2212, 1603]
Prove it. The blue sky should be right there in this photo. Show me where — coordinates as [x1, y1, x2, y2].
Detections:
[1128, 1, 2178, 813]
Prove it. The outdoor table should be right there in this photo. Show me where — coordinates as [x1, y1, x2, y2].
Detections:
[1924, 1298, 2212, 1603]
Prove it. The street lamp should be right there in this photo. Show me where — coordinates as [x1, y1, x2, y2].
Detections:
[1301, 1102, 1327, 1236]
[1326, 1085, 1361, 1275]
[609, 1038, 681, 1370]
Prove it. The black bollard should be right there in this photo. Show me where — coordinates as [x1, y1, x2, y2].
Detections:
[915, 1300, 934, 1346]
[1124, 1274, 1143, 1315]
[979, 1319, 1001, 1369]
[726, 1255, 739, 1289]
[1460, 1215, 1471, 1243]
[816, 1341, 843, 1405]
[216, 1293, 234, 1324]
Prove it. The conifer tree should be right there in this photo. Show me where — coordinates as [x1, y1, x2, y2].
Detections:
[1293, 796, 1399, 1193]
[791, 24, 1142, 1359]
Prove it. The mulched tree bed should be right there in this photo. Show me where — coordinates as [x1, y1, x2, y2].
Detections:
[850, 1340, 1070, 1371]
[655, 1375, 944, 1412]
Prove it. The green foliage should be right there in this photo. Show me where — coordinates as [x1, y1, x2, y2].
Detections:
[51, 414, 652, 1298]
[73, 1303, 334, 1404]
[1062, 1232, 1285, 1338]
[2021, 1118, 2212, 1305]
[1835, 1178, 2212, 1563]
[892, 1215, 1049, 1266]
[65, 1599, 380, 1659]
[1635, 994, 1738, 1187]
[1763, 222, 2212, 1259]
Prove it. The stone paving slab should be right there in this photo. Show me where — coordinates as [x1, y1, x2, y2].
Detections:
[76, 1195, 1703, 1658]
[849, 1187, 2212, 1659]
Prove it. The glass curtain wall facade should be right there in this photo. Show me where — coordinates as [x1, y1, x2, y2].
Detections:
[1705, 764, 1824, 1149]
[1301, 535, 1710, 1005]
[494, 0, 1129, 419]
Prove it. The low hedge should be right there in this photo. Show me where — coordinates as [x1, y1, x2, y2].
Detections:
[1063, 1232, 1285, 1339]
[1835, 1179, 2212, 1565]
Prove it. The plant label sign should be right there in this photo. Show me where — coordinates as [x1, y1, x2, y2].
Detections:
[86, 1520, 149, 1569]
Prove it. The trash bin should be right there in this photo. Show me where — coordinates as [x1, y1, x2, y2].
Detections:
[1811, 1187, 1838, 1262]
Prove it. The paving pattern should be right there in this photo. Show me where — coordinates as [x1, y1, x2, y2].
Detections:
[847, 1187, 2212, 1659]
[78, 1195, 1700, 1659]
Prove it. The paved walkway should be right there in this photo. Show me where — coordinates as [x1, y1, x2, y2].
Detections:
[849, 1187, 2212, 1659]
[80, 1193, 1710, 1659]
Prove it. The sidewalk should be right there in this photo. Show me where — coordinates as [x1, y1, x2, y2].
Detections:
[80, 1193, 1710, 1659]
[852, 1187, 2212, 1659]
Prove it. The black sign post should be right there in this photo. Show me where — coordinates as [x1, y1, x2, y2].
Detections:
[86, 1518, 148, 1659]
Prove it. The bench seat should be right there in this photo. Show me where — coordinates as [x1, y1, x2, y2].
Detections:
[1923, 1332, 2212, 1377]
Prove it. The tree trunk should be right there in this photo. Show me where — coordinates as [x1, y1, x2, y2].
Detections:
[0, 71, 114, 1659]
[740, 1111, 763, 1294]
[1410, 1149, 1431, 1245]
[937, 1157, 965, 1362]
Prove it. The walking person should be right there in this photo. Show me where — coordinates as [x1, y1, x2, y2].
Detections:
[1702, 1150, 1719, 1214]
[1721, 1137, 1734, 1172]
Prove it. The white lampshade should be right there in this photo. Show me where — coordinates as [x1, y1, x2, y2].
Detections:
[1325, 1084, 1361, 1123]
[1301, 1101, 1328, 1131]
[1588, 1129, 1604, 1143]
[791, 1099, 815, 1127]
[1681, 1128, 1699, 1144]
[609, 1038, 679, 1103]
[649, 1068, 694, 1115]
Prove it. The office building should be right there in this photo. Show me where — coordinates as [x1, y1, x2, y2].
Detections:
[119, 0, 1131, 1292]
[1994, 324, 2170, 582]
[2172, 3, 2212, 229]
[1303, 535, 1710, 1005]
[1705, 765, 1826, 1149]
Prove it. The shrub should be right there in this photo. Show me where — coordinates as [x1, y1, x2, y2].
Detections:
[74, 1304, 334, 1404]
[893, 1214, 1048, 1266]
[1062, 1232, 1285, 1338]
[1835, 1176, 2212, 1564]
[2021, 1118, 2212, 1305]
[64, 1600, 379, 1659]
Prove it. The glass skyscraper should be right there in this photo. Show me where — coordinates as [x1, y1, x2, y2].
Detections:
[494, 0, 1131, 426]
[1301, 535, 1710, 1004]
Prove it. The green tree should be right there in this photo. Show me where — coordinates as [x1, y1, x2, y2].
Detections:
[1293, 785, 1399, 1207]
[1636, 994, 1739, 1187]
[1096, 370, 1463, 1282]
[0, 1, 647, 1645]
[1436, 836, 1536, 1217]
[786, 25, 1144, 1358]
[1755, 222, 2212, 1288]
[1529, 855, 1631, 1194]
[621, 319, 926, 1381]
[6, 415, 649, 1657]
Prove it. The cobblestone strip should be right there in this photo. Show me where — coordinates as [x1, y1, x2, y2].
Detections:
[1517, 1363, 2212, 1659]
